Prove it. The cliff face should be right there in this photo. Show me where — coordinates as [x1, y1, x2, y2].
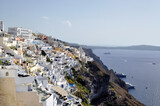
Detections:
[70, 61, 110, 105]
[108, 70, 128, 91]
[85, 61, 110, 104]
[45, 39, 144, 105]
[83, 48, 109, 71]
[82, 48, 144, 106]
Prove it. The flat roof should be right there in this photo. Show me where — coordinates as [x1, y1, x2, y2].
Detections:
[52, 86, 68, 97]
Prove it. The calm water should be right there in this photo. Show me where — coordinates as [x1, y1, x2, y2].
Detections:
[93, 49, 160, 106]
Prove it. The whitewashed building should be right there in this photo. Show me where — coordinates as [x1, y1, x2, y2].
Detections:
[8, 27, 32, 39]
[43, 94, 57, 106]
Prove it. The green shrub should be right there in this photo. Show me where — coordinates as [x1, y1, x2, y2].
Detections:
[81, 66, 85, 72]
[10, 46, 17, 50]
[46, 56, 53, 63]
[0, 59, 3, 65]
[26, 59, 32, 63]
[23, 51, 30, 57]
[65, 76, 75, 84]
[65, 65, 69, 68]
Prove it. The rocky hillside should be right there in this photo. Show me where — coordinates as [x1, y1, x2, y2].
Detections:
[43, 36, 144, 105]
[79, 48, 145, 106]
[82, 48, 109, 71]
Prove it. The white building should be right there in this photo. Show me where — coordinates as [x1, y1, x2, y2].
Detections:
[8, 27, 32, 39]
[43, 94, 57, 106]
[0, 21, 4, 31]
[0, 46, 4, 56]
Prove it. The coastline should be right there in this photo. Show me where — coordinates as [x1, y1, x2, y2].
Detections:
[31, 35, 144, 105]
[83, 47, 144, 105]
[83, 48, 109, 71]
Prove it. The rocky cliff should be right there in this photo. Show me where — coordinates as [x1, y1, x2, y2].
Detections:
[82, 48, 109, 71]
[44, 37, 144, 105]
[80, 48, 144, 106]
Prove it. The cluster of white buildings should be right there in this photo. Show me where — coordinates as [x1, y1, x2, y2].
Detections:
[0, 21, 94, 106]
[0, 21, 32, 39]
[8, 27, 32, 39]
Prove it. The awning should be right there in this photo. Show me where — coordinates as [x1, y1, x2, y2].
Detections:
[52, 86, 68, 97]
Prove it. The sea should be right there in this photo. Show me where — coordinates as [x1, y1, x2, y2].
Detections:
[93, 49, 160, 106]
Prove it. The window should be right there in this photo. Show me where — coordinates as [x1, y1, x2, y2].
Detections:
[6, 72, 9, 76]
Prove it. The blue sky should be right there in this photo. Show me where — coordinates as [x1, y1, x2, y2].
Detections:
[1, 0, 160, 46]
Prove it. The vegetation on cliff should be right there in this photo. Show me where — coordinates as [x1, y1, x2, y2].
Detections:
[67, 48, 144, 106]
[44, 37, 144, 106]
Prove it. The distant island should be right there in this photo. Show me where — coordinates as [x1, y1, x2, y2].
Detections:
[65, 41, 160, 51]
[84, 45, 160, 51]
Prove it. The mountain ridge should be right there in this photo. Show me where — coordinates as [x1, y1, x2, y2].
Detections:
[83, 45, 160, 51]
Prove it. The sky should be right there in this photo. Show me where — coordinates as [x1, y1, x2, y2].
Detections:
[1, 0, 160, 46]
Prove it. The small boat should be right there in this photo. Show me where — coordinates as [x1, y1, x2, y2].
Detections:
[152, 63, 156, 65]
[115, 72, 126, 78]
[126, 82, 135, 89]
[104, 52, 111, 55]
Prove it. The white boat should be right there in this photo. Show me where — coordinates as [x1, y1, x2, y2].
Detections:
[115, 72, 126, 78]
[126, 82, 135, 89]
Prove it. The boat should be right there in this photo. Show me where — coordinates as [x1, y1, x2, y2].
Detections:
[115, 72, 126, 78]
[126, 82, 135, 89]
[104, 52, 111, 55]
[152, 63, 156, 65]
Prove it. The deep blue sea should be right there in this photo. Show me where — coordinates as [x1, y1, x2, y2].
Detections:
[93, 49, 160, 106]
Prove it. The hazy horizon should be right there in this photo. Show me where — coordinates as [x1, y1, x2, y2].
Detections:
[71, 43, 160, 47]
[1, 0, 160, 46]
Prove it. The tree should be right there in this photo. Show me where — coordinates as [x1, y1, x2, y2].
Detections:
[41, 50, 46, 56]
[46, 56, 53, 63]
